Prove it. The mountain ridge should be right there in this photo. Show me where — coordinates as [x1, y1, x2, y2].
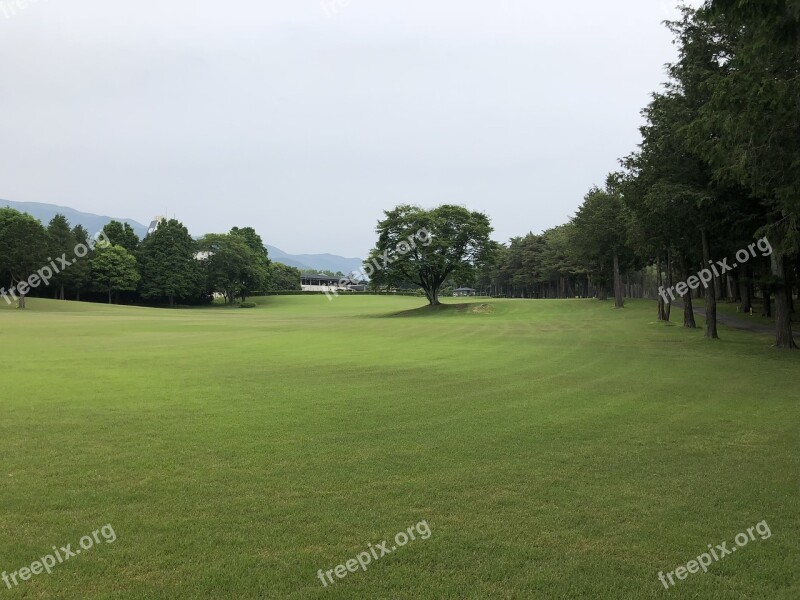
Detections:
[0, 199, 363, 275]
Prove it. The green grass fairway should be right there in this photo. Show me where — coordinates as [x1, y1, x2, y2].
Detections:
[1, 297, 798, 599]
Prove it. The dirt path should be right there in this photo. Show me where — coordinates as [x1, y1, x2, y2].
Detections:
[674, 301, 797, 340]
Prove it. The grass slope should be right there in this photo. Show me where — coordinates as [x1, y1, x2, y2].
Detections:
[0, 297, 797, 599]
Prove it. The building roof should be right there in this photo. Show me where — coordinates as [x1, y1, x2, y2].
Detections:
[302, 274, 342, 282]
[301, 273, 367, 284]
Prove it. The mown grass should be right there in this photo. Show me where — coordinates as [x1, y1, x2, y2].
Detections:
[0, 296, 797, 599]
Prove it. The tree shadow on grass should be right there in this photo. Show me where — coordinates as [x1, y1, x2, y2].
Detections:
[385, 302, 495, 318]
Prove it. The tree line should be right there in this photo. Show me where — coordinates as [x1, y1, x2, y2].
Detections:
[413, 2, 797, 349]
[0, 210, 302, 307]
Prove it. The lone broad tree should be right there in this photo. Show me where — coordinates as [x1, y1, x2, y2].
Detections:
[367, 204, 492, 305]
[0, 207, 48, 309]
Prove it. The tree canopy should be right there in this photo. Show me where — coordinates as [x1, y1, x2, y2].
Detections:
[0, 207, 49, 308]
[90, 244, 141, 304]
[366, 204, 492, 305]
[139, 219, 202, 307]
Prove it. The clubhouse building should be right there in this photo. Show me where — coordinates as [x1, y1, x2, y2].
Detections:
[300, 274, 367, 293]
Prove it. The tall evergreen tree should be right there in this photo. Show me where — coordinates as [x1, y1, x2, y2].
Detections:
[138, 219, 201, 307]
[688, 0, 799, 348]
[69, 225, 93, 301]
[102, 220, 140, 252]
[571, 183, 630, 308]
[46, 214, 76, 300]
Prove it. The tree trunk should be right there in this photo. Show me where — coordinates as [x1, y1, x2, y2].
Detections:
[656, 255, 666, 320]
[664, 249, 672, 322]
[680, 258, 696, 328]
[424, 285, 440, 306]
[108, 289, 112, 304]
[739, 266, 752, 313]
[770, 231, 796, 349]
[701, 229, 718, 339]
[613, 251, 624, 309]
[763, 292, 772, 317]
[59, 285, 65, 300]
[18, 292, 26, 309]
[683, 289, 696, 328]
[169, 295, 174, 308]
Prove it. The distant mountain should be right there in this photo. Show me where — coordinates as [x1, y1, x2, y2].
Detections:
[1, 199, 150, 238]
[266, 245, 364, 275]
[264, 245, 312, 270]
[1, 198, 364, 275]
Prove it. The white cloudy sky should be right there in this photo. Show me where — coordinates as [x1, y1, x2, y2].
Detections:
[0, 0, 699, 257]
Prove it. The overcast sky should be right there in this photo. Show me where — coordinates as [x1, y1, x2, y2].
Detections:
[0, 0, 700, 257]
